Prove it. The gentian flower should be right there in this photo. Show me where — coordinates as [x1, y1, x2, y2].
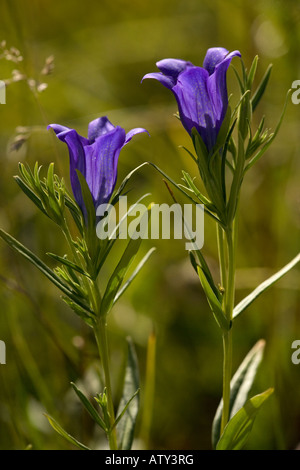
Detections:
[142, 47, 241, 152]
[48, 117, 147, 218]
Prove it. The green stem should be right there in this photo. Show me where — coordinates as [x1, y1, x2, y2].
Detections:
[94, 317, 118, 450]
[217, 224, 227, 292]
[225, 228, 236, 320]
[220, 222, 237, 435]
[221, 329, 232, 433]
[61, 220, 117, 448]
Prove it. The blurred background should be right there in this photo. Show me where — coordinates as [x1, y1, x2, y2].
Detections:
[0, 0, 299, 450]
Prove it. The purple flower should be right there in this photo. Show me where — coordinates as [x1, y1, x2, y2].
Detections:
[142, 47, 241, 152]
[48, 117, 147, 217]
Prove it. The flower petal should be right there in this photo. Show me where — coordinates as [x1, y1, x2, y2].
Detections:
[142, 72, 175, 89]
[125, 127, 149, 144]
[203, 47, 230, 75]
[173, 66, 217, 150]
[207, 50, 241, 124]
[47, 123, 71, 137]
[156, 58, 193, 78]
[87, 116, 115, 143]
[84, 126, 126, 208]
[142, 59, 193, 89]
[48, 124, 88, 209]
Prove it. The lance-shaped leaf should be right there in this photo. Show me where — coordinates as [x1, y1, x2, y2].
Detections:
[45, 414, 90, 450]
[70, 382, 107, 432]
[117, 338, 140, 450]
[0, 229, 93, 314]
[95, 193, 151, 276]
[189, 250, 222, 302]
[192, 128, 226, 217]
[76, 170, 99, 262]
[245, 89, 291, 172]
[100, 205, 151, 317]
[112, 389, 140, 431]
[197, 266, 230, 331]
[233, 253, 300, 319]
[14, 174, 48, 217]
[113, 247, 156, 305]
[227, 131, 245, 225]
[246, 55, 259, 90]
[47, 252, 89, 277]
[181, 170, 216, 212]
[146, 161, 222, 227]
[212, 339, 266, 449]
[62, 297, 95, 327]
[216, 388, 274, 450]
[110, 162, 149, 206]
[251, 64, 272, 112]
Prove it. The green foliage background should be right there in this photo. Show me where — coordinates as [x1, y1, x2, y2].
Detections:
[0, 0, 299, 450]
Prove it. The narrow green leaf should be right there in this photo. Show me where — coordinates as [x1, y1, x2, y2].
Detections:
[62, 297, 95, 327]
[110, 162, 149, 206]
[47, 252, 89, 277]
[147, 162, 198, 206]
[216, 388, 274, 450]
[215, 104, 232, 149]
[14, 175, 48, 216]
[117, 338, 140, 450]
[212, 339, 266, 449]
[47, 162, 55, 197]
[179, 145, 198, 164]
[247, 55, 259, 89]
[251, 64, 273, 112]
[70, 382, 107, 432]
[113, 247, 156, 305]
[232, 65, 245, 94]
[145, 161, 223, 227]
[44, 414, 91, 450]
[245, 89, 291, 172]
[100, 208, 149, 317]
[197, 266, 229, 331]
[76, 170, 96, 229]
[181, 171, 216, 212]
[191, 127, 209, 162]
[108, 193, 151, 241]
[190, 249, 222, 302]
[112, 389, 140, 431]
[64, 192, 84, 235]
[233, 253, 300, 319]
[227, 132, 245, 224]
[0, 229, 93, 314]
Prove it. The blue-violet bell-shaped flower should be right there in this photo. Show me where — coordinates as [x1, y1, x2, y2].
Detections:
[48, 117, 148, 217]
[142, 47, 241, 152]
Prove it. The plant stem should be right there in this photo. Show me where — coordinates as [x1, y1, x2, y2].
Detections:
[220, 224, 237, 434]
[221, 329, 232, 433]
[62, 220, 117, 449]
[94, 317, 118, 450]
[217, 224, 227, 291]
